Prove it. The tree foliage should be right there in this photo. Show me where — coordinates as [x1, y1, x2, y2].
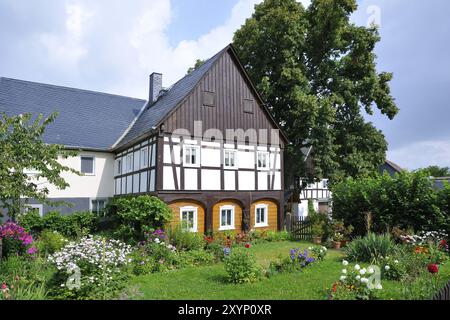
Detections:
[0, 112, 78, 220]
[233, 0, 399, 185]
[416, 165, 450, 177]
[187, 59, 206, 74]
[331, 172, 449, 236]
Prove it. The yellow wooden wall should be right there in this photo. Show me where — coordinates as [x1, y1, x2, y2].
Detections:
[250, 199, 278, 231]
[212, 200, 243, 233]
[168, 201, 205, 234]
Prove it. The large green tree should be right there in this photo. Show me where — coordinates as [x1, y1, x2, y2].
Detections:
[0, 112, 78, 220]
[233, 0, 398, 185]
[416, 165, 450, 177]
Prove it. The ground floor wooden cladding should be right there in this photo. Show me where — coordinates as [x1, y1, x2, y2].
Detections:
[250, 200, 278, 232]
[167, 199, 278, 234]
[168, 200, 205, 234]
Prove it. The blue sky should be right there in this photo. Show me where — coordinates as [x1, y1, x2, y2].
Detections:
[1, 0, 449, 170]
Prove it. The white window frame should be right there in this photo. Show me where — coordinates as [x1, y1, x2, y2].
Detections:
[80, 155, 95, 176]
[219, 205, 235, 231]
[257, 151, 270, 171]
[90, 198, 108, 215]
[180, 206, 198, 232]
[25, 204, 44, 217]
[140, 146, 149, 169]
[115, 158, 122, 176]
[126, 154, 133, 173]
[254, 204, 269, 228]
[223, 149, 238, 170]
[183, 145, 201, 168]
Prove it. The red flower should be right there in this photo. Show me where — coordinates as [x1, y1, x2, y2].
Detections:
[1, 283, 7, 290]
[439, 239, 447, 248]
[245, 243, 251, 249]
[428, 263, 439, 274]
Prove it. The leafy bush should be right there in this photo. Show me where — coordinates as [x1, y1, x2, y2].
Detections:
[308, 245, 328, 261]
[266, 230, 290, 242]
[0, 222, 37, 258]
[344, 233, 397, 263]
[268, 248, 316, 276]
[332, 172, 449, 236]
[18, 211, 98, 238]
[224, 247, 261, 284]
[205, 241, 227, 262]
[48, 236, 132, 300]
[108, 196, 173, 243]
[178, 249, 215, 267]
[168, 224, 206, 251]
[130, 229, 178, 275]
[36, 230, 68, 255]
[330, 261, 382, 300]
[0, 255, 54, 300]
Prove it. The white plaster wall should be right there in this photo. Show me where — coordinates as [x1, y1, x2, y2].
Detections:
[38, 152, 115, 198]
[224, 171, 236, 190]
[201, 148, 220, 167]
[202, 169, 220, 190]
[238, 171, 255, 190]
[258, 172, 268, 190]
[184, 168, 198, 190]
[238, 151, 254, 169]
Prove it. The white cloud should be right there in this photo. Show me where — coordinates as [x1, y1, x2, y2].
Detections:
[39, 1, 94, 73]
[388, 140, 450, 170]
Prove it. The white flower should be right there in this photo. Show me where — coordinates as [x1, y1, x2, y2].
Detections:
[342, 260, 349, 266]
[394, 260, 399, 264]
[355, 275, 361, 280]
[354, 264, 361, 270]
[360, 278, 369, 284]
[367, 267, 375, 274]
[342, 269, 347, 274]
[385, 265, 390, 271]
[359, 268, 366, 275]
[154, 238, 160, 244]
[340, 276, 347, 281]
[375, 284, 383, 290]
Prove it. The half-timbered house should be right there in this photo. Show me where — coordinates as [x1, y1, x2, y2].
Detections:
[0, 44, 287, 233]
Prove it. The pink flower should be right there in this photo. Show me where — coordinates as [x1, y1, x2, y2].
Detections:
[1, 283, 7, 290]
[27, 247, 38, 255]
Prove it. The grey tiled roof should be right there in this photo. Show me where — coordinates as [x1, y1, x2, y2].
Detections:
[0, 77, 146, 150]
[116, 47, 227, 148]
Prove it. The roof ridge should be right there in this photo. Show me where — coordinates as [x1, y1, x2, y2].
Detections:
[0, 76, 146, 102]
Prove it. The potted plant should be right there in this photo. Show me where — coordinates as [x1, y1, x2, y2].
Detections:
[333, 232, 343, 249]
[311, 222, 324, 244]
[341, 225, 354, 247]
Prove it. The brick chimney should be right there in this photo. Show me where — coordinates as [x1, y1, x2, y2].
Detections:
[149, 72, 162, 104]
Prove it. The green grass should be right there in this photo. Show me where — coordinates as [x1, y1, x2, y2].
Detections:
[128, 241, 450, 300]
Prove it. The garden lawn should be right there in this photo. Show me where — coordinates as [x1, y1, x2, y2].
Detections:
[128, 241, 450, 300]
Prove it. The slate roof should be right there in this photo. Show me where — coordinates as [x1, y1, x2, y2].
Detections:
[116, 47, 227, 148]
[0, 77, 146, 150]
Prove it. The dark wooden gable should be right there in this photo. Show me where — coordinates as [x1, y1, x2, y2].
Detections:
[162, 48, 285, 146]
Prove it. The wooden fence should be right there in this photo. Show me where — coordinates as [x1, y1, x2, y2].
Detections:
[289, 216, 312, 241]
[433, 280, 450, 300]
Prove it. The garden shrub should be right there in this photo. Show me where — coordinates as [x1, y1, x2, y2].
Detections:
[0, 222, 37, 258]
[268, 248, 316, 276]
[18, 211, 98, 238]
[36, 230, 68, 255]
[178, 249, 215, 267]
[48, 236, 132, 300]
[224, 247, 261, 284]
[130, 229, 178, 275]
[108, 195, 173, 243]
[205, 241, 227, 262]
[266, 230, 290, 242]
[0, 255, 54, 300]
[332, 172, 449, 236]
[331, 261, 382, 300]
[167, 224, 206, 251]
[344, 233, 397, 263]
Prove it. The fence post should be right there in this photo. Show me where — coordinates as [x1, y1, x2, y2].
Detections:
[285, 212, 291, 232]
